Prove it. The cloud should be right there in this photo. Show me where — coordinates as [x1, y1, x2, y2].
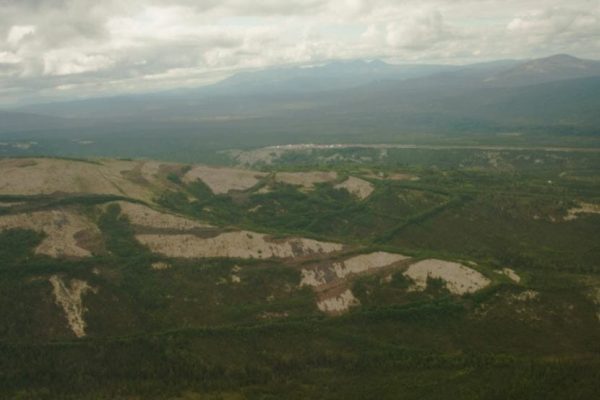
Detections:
[383, 10, 460, 50]
[504, 5, 600, 56]
[0, 0, 598, 104]
[0, 51, 21, 64]
[6, 25, 36, 46]
[42, 50, 114, 76]
[508, 7, 600, 42]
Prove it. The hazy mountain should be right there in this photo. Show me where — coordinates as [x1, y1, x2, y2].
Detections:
[18, 59, 457, 119]
[484, 54, 600, 87]
[0, 110, 75, 132]
[4, 54, 600, 138]
[195, 59, 458, 95]
[448, 76, 600, 126]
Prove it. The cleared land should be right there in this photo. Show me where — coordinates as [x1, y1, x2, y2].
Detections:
[151, 262, 172, 270]
[113, 201, 211, 230]
[0, 151, 598, 399]
[404, 259, 491, 295]
[301, 251, 409, 288]
[496, 267, 521, 283]
[0, 158, 166, 203]
[136, 230, 343, 259]
[301, 251, 409, 315]
[334, 176, 374, 199]
[49, 275, 96, 338]
[0, 209, 100, 257]
[316, 289, 360, 313]
[274, 171, 338, 190]
[182, 166, 266, 194]
[564, 202, 600, 220]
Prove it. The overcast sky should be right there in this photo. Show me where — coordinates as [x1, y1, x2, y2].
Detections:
[1, 0, 599, 105]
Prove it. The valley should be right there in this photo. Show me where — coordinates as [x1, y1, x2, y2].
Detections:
[2, 0, 600, 396]
[0, 146, 598, 399]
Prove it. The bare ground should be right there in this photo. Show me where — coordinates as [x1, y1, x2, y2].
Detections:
[590, 288, 600, 322]
[403, 259, 491, 295]
[301, 251, 409, 288]
[496, 268, 521, 283]
[0, 210, 101, 258]
[334, 177, 374, 200]
[301, 251, 409, 315]
[564, 202, 600, 221]
[366, 172, 418, 181]
[136, 230, 343, 259]
[225, 148, 285, 166]
[274, 171, 338, 190]
[49, 275, 97, 338]
[113, 201, 211, 230]
[0, 158, 167, 203]
[151, 262, 172, 270]
[317, 289, 360, 314]
[182, 166, 266, 194]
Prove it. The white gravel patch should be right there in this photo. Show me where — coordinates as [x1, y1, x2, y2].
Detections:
[0, 210, 100, 258]
[590, 288, 600, 322]
[0, 158, 160, 203]
[274, 171, 337, 190]
[137, 230, 343, 259]
[332, 252, 409, 279]
[513, 290, 539, 301]
[49, 275, 97, 338]
[151, 262, 172, 270]
[317, 289, 360, 313]
[403, 259, 491, 295]
[301, 269, 328, 287]
[114, 201, 210, 230]
[334, 176, 374, 200]
[564, 203, 600, 221]
[496, 268, 521, 283]
[182, 166, 266, 194]
[300, 252, 408, 288]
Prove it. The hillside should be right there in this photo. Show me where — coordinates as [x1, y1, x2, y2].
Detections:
[1, 150, 599, 399]
[485, 54, 600, 87]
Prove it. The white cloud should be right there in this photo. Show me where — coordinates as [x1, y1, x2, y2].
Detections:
[6, 25, 36, 46]
[508, 7, 600, 41]
[384, 10, 458, 50]
[42, 50, 114, 76]
[0, 0, 598, 104]
[0, 51, 21, 64]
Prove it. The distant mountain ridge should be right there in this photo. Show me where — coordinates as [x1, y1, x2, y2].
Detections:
[0, 110, 70, 132]
[484, 54, 600, 86]
[2, 54, 600, 137]
[168, 59, 459, 97]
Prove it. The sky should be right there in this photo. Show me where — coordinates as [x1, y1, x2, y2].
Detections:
[1, 0, 599, 105]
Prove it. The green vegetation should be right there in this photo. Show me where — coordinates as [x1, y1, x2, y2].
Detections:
[0, 147, 598, 399]
[0, 228, 44, 265]
[97, 203, 152, 260]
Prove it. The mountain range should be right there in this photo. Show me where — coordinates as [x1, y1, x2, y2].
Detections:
[2, 54, 600, 139]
